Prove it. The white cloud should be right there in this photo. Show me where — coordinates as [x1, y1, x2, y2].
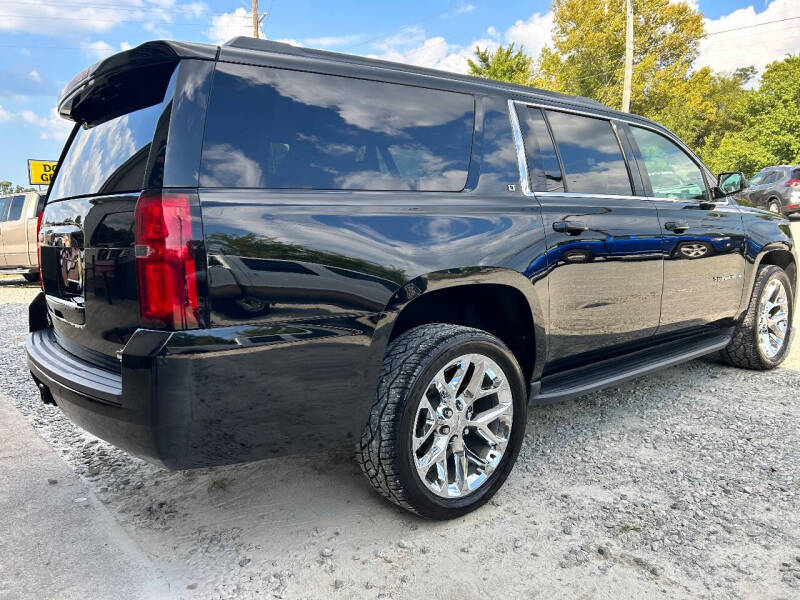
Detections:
[18, 107, 73, 141]
[367, 13, 555, 76]
[276, 38, 303, 47]
[0, 0, 207, 37]
[303, 34, 363, 48]
[82, 40, 114, 60]
[28, 70, 42, 84]
[696, 0, 800, 75]
[505, 11, 554, 59]
[0, 105, 12, 122]
[120, 41, 133, 51]
[205, 8, 263, 45]
[442, 3, 476, 19]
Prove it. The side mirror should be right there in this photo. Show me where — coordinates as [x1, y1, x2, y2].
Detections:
[717, 171, 746, 195]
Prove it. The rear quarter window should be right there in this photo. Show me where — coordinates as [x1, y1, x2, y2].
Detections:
[200, 63, 475, 192]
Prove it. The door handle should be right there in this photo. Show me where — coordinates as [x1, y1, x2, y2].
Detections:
[664, 221, 689, 233]
[553, 221, 588, 235]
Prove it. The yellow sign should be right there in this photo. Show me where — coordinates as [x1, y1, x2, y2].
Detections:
[28, 159, 58, 185]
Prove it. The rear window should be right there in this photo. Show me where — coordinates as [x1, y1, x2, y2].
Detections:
[49, 100, 167, 201]
[517, 106, 564, 192]
[200, 63, 475, 191]
[544, 111, 632, 195]
[7, 195, 24, 221]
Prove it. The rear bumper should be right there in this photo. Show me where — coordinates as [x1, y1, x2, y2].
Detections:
[26, 296, 382, 469]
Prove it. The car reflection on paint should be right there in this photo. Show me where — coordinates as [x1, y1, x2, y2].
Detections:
[207, 254, 400, 318]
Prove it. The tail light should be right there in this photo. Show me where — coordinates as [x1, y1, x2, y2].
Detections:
[134, 190, 202, 330]
[36, 209, 44, 289]
[786, 179, 800, 187]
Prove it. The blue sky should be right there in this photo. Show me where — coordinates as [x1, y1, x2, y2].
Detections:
[1, 0, 798, 187]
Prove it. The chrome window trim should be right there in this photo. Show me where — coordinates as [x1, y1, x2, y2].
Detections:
[506, 98, 533, 197]
[508, 99, 731, 206]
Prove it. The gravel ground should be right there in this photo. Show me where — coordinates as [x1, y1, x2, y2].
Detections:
[2, 241, 800, 599]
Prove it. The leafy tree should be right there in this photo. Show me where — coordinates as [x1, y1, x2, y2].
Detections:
[533, 0, 705, 112]
[0, 181, 36, 194]
[703, 56, 800, 175]
[468, 43, 533, 85]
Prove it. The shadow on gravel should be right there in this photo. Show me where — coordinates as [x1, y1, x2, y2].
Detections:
[0, 276, 37, 288]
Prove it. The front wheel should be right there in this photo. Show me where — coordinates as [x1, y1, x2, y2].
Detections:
[719, 265, 793, 369]
[357, 324, 527, 519]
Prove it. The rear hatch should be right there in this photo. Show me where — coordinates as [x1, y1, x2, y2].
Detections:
[39, 41, 214, 367]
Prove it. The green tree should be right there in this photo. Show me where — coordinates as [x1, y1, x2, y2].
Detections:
[703, 56, 800, 175]
[0, 181, 36, 194]
[467, 43, 533, 85]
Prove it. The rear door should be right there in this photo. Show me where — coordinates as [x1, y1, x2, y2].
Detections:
[623, 123, 746, 334]
[513, 104, 663, 370]
[1, 195, 30, 267]
[0, 196, 9, 266]
[39, 56, 214, 364]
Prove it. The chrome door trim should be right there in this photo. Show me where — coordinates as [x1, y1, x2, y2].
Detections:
[507, 99, 731, 207]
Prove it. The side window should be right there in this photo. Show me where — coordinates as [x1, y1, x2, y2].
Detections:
[544, 111, 632, 195]
[0, 197, 8, 221]
[201, 63, 475, 191]
[518, 106, 564, 192]
[763, 171, 780, 185]
[629, 126, 708, 201]
[7, 195, 25, 221]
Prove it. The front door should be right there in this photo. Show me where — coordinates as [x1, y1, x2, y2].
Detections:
[514, 105, 664, 369]
[623, 124, 746, 334]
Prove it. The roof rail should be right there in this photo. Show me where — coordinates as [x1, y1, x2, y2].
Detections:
[223, 36, 608, 110]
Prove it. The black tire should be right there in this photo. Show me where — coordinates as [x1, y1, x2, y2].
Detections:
[22, 273, 39, 283]
[719, 265, 794, 369]
[357, 324, 527, 519]
[767, 198, 782, 215]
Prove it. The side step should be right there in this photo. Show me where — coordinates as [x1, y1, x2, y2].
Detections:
[531, 330, 733, 404]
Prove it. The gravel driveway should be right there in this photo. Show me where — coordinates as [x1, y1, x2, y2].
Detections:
[2, 223, 799, 599]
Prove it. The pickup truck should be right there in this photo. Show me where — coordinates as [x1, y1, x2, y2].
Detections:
[0, 192, 44, 282]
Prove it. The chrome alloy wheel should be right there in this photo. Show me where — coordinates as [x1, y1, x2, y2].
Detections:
[758, 279, 790, 358]
[679, 243, 709, 259]
[411, 353, 513, 498]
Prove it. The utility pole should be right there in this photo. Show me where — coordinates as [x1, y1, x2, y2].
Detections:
[622, 0, 634, 112]
[252, 0, 267, 39]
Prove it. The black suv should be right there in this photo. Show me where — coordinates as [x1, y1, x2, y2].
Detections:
[27, 39, 797, 519]
[737, 165, 800, 217]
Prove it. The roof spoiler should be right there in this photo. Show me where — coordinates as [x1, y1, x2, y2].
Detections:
[58, 40, 217, 125]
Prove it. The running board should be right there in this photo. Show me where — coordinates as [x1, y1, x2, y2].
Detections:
[531, 331, 733, 404]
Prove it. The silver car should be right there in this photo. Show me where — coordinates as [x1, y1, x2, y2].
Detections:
[739, 165, 800, 216]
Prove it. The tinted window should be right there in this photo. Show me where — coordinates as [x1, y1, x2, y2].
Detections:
[544, 111, 631, 195]
[749, 171, 767, 186]
[518, 106, 564, 192]
[50, 101, 167, 201]
[763, 171, 781, 184]
[629, 126, 707, 201]
[0, 197, 8, 221]
[792, 168, 800, 180]
[7, 195, 24, 221]
[201, 63, 475, 191]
